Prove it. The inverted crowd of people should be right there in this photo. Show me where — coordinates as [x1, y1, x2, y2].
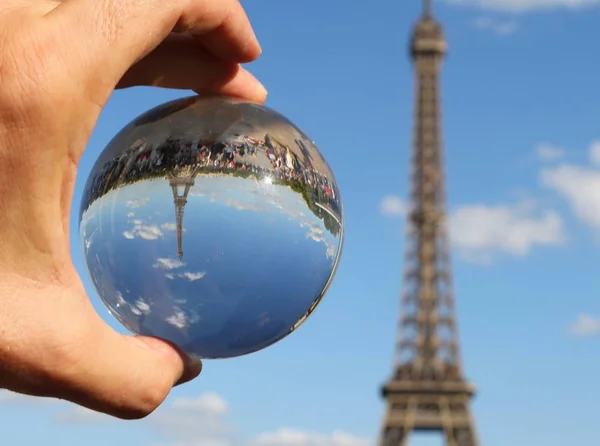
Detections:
[81, 133, 342, 225]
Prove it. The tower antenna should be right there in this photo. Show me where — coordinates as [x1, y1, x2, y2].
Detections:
[424, 0, 432, 17]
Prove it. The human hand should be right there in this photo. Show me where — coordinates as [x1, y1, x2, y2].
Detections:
[0, 0, 266, 419]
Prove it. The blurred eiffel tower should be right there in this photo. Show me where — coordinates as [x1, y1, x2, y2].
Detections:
[169, 166, 199, 260]
[378, 1, 480, 445]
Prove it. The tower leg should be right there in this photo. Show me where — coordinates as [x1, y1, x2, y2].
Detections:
[447, 428, 477, 446]
[380, 428, 407, 446]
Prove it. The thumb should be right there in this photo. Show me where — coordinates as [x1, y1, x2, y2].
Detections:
[61, 321, 202, 419]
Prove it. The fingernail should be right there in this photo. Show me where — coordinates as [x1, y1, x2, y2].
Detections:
[255, 82, 268, 102]
[247, 73, 268, 102]
[175, 354, 203, 386]
[238, 68, 268, 103]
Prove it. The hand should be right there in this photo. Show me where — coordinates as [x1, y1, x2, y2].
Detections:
[0, 0, 266, 419]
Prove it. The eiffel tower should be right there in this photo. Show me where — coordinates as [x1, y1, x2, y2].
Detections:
[168, 166, 199, 260]
[378, 1, 479, 445]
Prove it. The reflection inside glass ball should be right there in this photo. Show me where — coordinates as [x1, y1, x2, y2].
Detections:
[79, 96, 344, 359]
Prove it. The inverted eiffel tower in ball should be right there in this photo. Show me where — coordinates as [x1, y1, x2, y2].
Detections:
[169, 166, 199, 260]
[378, 1, 480, 445]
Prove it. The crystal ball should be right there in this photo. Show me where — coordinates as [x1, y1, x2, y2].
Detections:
[79, 96, 344, 359]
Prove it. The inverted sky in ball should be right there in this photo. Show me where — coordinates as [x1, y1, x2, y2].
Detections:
[79, 96, 344, 359]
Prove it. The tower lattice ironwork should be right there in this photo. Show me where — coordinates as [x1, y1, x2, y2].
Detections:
[169, 166, 199, 260]
[378, 2, 479, 445]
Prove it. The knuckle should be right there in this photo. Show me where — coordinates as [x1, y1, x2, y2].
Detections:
[140, 374, 173, 409]
[119, 381, 171, 420]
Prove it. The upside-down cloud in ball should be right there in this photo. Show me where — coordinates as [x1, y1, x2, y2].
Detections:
[79, 96, 344, 359]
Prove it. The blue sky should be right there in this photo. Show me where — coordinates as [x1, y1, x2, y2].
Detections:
[2, 0, 600, 445]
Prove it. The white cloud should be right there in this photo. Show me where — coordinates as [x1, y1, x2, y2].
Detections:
[536, 143, 565, 162]
[380, 194, 564, 263]
[450, 202, 565, 263]
[538, 140, 600, 234]
[226, 198, 271, 213]
[568, 314, 600, 336]
[170, 393, 228, 415]
[164, 271, 207, 281]
[153, 258, 185, 270]
[178, 271, 207, 281]
[540, 165, 600, 229]
[53, 393, 236, 445]
[589, 141, 600, 165]
[0, 391, 370, 446]
[0, 390, 24, 403]
[126, 198, 150, 209]
[251, 429, 370, 446]
[165, 309, 190, 329]
[55, 406, 113, 424]
[137, 225, 163, 240]
[380, 195, 408, 217]
[147, 394, 236, 446]
[124, 223, 163, 240]
[134, 299, 151, 315]
[161, 222, 178, 231]
[0, 390, 54, 405]
[123, 219, 178, 241]
[472, 16, 518, 34]
[301, 220, 337, 259]
[445, 0, 600, 13]
[49, 392, 369, 446]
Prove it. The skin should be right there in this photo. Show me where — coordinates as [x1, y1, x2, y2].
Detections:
[0, 0, 266, 420]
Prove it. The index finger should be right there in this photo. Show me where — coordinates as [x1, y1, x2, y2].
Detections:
[174, 1, 262, 63]
[50, 0, 261, 91]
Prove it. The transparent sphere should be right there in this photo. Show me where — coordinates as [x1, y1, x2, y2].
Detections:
[79, 96, 344, 359]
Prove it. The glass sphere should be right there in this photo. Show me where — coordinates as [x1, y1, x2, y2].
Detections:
[79, 95, 344, 359]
